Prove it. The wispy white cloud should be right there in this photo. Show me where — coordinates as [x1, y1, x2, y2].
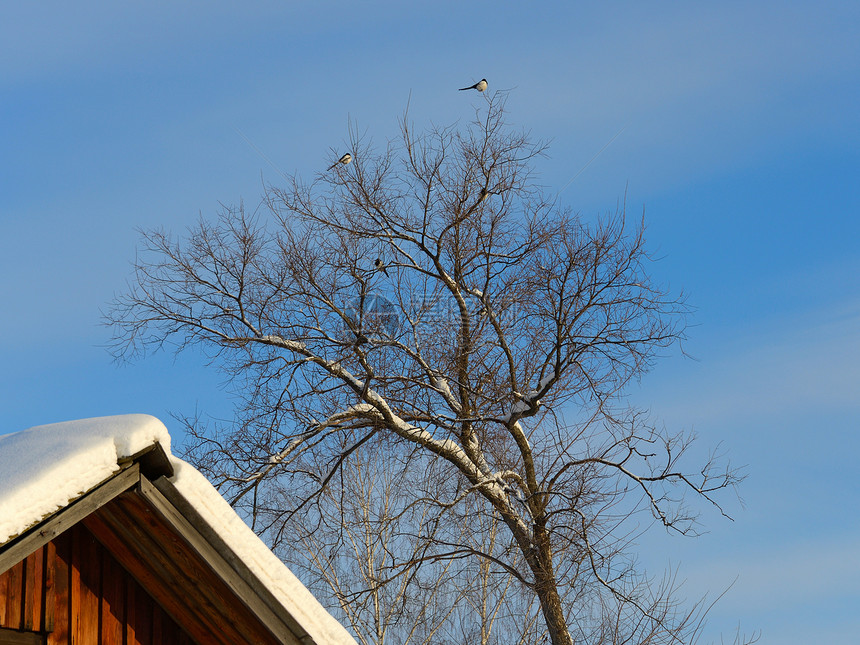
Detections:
[0, 2, 296, 81]
[640, 295, 860, 426]
[641, 532, 860, 644]
[521, 2, 860, 195]
[534, 3, 859, 125]
[685, 534, 860, 612]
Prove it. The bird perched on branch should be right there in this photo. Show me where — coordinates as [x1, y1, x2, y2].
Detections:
[459, 78, 488, 92]
[374, 258, 389, 276]
[328, 152, 352, 170]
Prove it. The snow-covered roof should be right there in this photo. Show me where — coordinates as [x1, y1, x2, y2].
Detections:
[0, 414, 356, 645]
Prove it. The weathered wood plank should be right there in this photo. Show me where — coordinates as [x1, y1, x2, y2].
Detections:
[68, 530, 80, 644]
[0, 627, 47, 644]
[101, 548, 124, 645]
[21, 551, 34, 630]
[0, 563, 9, 628]
[71, 526, 99, 645]
[0, 465, 140, 577]
[43, 542, 55, 633]
[117, 490, 287, 644]
[151, 606, 162, 644]
[161, 610, 179, 643]
[22, 547, 43, 631]
[152, 475, 312, 643]
[177, 626, 193, 645]
[33, 547, 44, 631]
[47, 534, 69, 645]
[68, 532, 80, 645]
[125, 491, 278, 643]
[143, 476, 304, 644]
[117, 443, 173, 480]
[3, 561, 23, 629]
[125, 578, 151, 645]
[82, 528, 101, 645]
[84, 509, 218, 645]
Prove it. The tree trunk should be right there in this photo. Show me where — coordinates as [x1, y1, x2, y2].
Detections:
[530, 521, 574, 645]
[534, 568, 574, 645]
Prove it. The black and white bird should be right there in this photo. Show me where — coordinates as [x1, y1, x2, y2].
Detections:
[459, 78, 488, 92]
[328, 152, 352, 170]
[374, 257, 389, 276]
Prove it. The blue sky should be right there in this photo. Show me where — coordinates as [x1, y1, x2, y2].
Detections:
[2, 2, 858, 642]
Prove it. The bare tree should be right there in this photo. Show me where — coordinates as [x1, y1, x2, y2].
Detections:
[108, 94, 747, 645]
[252, 431, 537, 645]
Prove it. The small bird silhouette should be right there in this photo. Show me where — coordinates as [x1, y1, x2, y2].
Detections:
[328, 153, 352, 170]
[459, 78, 488, 92]
[374, 258, 389, 276]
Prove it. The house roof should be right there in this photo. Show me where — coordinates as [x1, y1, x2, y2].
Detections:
[0, 414, 356, 645]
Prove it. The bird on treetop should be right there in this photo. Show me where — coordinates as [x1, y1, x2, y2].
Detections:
[459, 78, 488, 92]
[328, 152, 352, 170]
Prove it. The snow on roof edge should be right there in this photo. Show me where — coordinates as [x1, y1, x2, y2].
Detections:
[0, 414, 356, 645]
[168, 457, 356, 645]
[0, 414, 170, 543]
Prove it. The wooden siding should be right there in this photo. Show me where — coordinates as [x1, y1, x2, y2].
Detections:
[83, 491, 289, 645]
[0, 525, 192, 645]
[0, 466, 301, 645]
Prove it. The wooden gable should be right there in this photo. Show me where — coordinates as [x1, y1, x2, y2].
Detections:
[0, 448, 311, 645]
[1, 524, 192, 645]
